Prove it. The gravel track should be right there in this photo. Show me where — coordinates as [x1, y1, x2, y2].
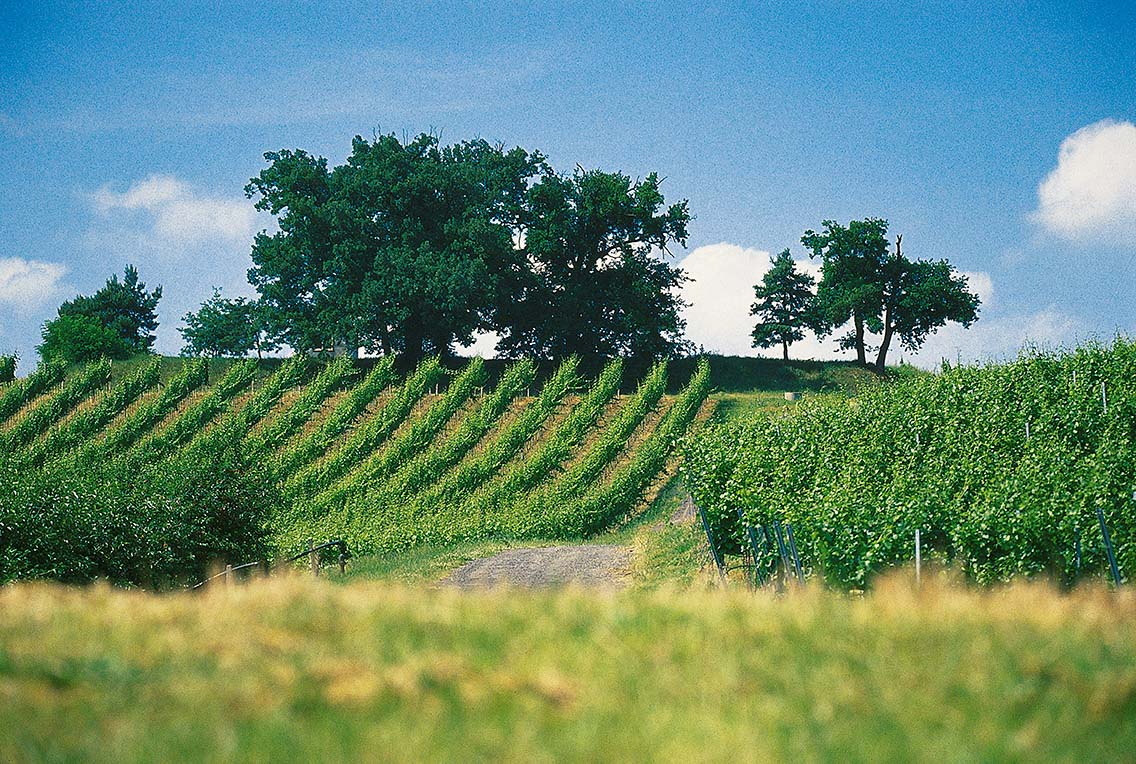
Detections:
[442, 544, 631, 590]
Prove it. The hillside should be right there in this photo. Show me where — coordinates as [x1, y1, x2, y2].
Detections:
[0, 353, 711, 585]
[686, 340, 1136, 588]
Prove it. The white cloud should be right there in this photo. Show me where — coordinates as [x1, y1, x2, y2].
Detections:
[906, 307, 1086, 368]
[679, 242, 836, 357]
[0, 257, 67, 312]
[678, 241, 1083, 369]
[91, 174, 257, 250]
[1031, 119, 1136, 246]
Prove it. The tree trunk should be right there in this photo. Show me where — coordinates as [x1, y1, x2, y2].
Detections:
[874, 306, 894, 372]
[853, 313, 866, 365]
[782, 340, 789, 361]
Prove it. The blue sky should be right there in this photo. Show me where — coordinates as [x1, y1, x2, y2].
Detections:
[2, 0, 1134, 370]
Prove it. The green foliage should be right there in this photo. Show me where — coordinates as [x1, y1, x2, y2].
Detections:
[350, 359, 537, 515]
[683, 341, 1136, 587]
[496, 168, 691, 368]
[313, 357, 493, 513]
[118, 360, 257, 468]
[179, 356, 309, 461]
[401, 357, 580, 513]
[55, 264, 162, 355]
[0, 446, 276, 587]
[802, 219, 979, 369]
[270, 357, 396, 478]
[0, 359, 66, 426]
[247, 135, 543, 360]
[751, 249, 815, 360]
[38, 314, 131, 364]
[505, 360, 670, 536]
[463, 359, 625, 530]
[245, 357, 356, 455]
[22, 359, 162, 467]
[180, 288, 277, 358]
[1, 352, 710, 585]
[572, 359, 711, 535]
[0, 355, 15, 384]
[280, 357, 444, 497]
[76, 360, 208, 464]
[1, 359, 112, 452]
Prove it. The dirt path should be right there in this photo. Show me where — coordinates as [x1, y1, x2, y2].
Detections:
[442, 544, 632, 590]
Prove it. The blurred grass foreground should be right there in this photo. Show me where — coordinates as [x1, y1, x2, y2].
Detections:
[1, 577, 1134, 762]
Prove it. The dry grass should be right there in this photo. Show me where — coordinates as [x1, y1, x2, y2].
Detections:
[1, 575, 1133, 762]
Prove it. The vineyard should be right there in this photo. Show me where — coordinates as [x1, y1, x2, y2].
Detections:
[0, 354, 710, 585]
[684, 339, 1136, 588]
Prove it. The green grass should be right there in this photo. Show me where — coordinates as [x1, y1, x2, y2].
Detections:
[2, 577, 1133, 762]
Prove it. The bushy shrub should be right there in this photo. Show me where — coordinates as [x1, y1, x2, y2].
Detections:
[0, 446, 278, 587]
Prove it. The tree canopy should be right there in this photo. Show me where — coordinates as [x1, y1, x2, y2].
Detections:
[38, 314, 130, 364]
[181, 289, 276, 358]
[55, 265, 162, 356]
[246, 133, 543, 362]
[751, 250, 816, 360]
[245, 133, 691, 369]
[494, 168, 691, 368]
[802, 219, 979, 370]
[39, 265, 161, 363]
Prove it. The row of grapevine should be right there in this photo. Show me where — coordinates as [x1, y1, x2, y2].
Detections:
[312, 357, 502, 513]
[352, 358, 537, 512]
[116, 361, 258, 468]
[334, 357, 582, 552]
[0, 360, 65, 426]
[683, 341, 1135, 587]
[568, 358, 712, 536]
[270, 357, 397, 480]
[496, 360, 670, 536]
[281, 358, 445, 497]
[3, 351, 713, 577]
[178, 357, 310, 461]
[73, 360, 208, 465]
[351, 359, 627, 551]
[1, 360, 112, 452]
[464, 359, 625, 518]
[244, 357, 356, 456]
[20, 359, 161, 467]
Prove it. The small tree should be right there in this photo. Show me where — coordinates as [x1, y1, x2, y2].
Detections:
[56, 265, 162, 354]
[802, 219, 891, 366]
[751, 250, 815, 361]
[181, 290, 277, 358]
[38, 315, 131, 364]
[0, 354, 16, 383]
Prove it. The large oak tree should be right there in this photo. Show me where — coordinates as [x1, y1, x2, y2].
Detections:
[495, 168, 691, 369]
[245, 133, 543, 362]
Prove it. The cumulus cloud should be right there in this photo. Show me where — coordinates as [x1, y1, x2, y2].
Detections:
[906, 307, 1086, 368]
[0, 257, 67, 312]
[678, 241, 1082, 369]
[679, 242, 834, 357]
[91, 174, 257, 249]
[1031, 119, 1136, 246]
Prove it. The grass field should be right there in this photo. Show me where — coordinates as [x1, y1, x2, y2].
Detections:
[1, 577, 1132, 762]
